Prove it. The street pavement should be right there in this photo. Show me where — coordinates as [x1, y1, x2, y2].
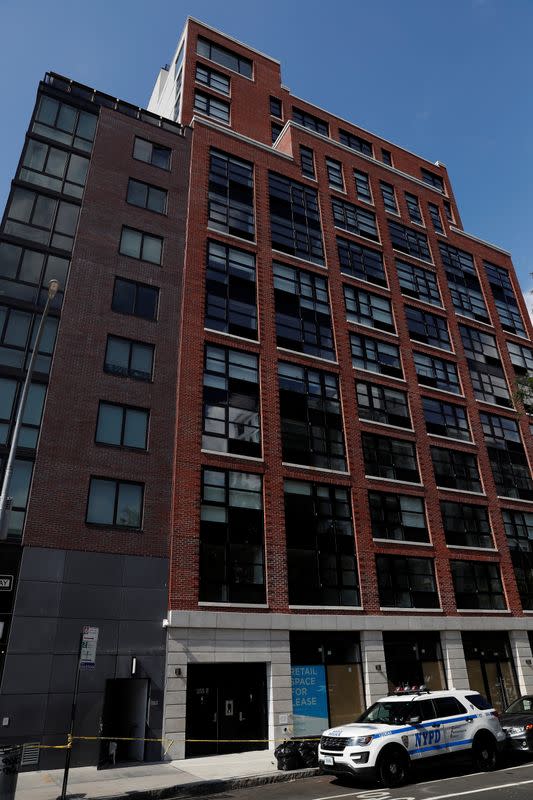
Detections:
[205, 759, 533, 800]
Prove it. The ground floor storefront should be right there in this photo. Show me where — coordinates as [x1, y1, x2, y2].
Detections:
[163, 611, 533, 759]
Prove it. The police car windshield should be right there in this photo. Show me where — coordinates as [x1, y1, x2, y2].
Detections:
[358, 701, 412, 725]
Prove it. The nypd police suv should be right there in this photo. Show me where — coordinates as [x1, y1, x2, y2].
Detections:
[319, 687, 505, 787]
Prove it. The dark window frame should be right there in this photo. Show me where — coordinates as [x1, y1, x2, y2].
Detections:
[119, 226, 163, 265]
[103, 335, 154, 381]
[95, 401, 149, 450]
[377, 555, 440, 609]
[111, 277, 159, 320]
[132, 136, 171, 170]
[85, 476, 144, 530]
[362, 432, 420, 483]
[451, 559, 506, 610]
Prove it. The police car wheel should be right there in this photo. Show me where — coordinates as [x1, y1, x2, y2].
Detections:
[376, 747, 409, 788]
[472, 734, 497, 771]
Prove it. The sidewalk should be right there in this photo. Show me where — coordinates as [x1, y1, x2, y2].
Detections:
[15, 751, 318, 800]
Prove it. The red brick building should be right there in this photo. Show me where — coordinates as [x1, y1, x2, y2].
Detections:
[2, 16, 533, 766]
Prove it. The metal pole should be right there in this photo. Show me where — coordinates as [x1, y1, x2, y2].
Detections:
[60, 632, 82, 800]
[0, 280, 59, 540]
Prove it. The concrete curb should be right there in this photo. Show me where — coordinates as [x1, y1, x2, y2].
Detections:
[95, 767, 320, 800]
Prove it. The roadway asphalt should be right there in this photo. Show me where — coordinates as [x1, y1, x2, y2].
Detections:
[195, 758, 533, 800]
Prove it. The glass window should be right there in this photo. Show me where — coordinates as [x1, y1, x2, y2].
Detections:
[4, 188, 79, 251]
[104, 335, 154, 381]
[421, 168, 445, 193]
[484, 261, 525, 336]
[339, 129, 373, 156]
[300, 146, 315, 179]
[195, 63, 230, 95]
[377, 555, 439, 608]
[285, 480, 359, 606]
[439, 243, 489, 323]
[354, 170, 372, 204]
[208, 149, 254, 240]
[396, 259, 441, 306]
[20, 139, 89, 199]
[422, 397, 471, 440]
[337, 237, 386, 286]
[443, 199, 454, 222]
[369, 492, 428, 542]
[202, 344, 260, 457]
[293, 108, 329, 136]
[480, 412, 533, 500]
[350, 332, 402, 378]
[507, 341, 533, 376]
[270, 96, 282, 118]
[428, 203, 444, 234]
[451, 560, 506, 610]
[33, 94, 97, 152]
[405, 306, 451, 350]
[86, 478, 143, 529]
[440, 501, 493, 549]
[205, 240, 257, 339]
[344, 285, 394, 332]
[119, 226, 163, 264]
[197, 36, 253, 78]
[111, 278, 159, 320]
[459, 325, 510, 407]
[0, 458, 34, 540]
[278, 361, 346, 470]
[380, 182, 398, 214]
[200, 468, 265, 603]
[269, 172, 324, 264]
[433, 697, 467, 716]
[0, 242, 68, 309]
[274, 262, 334, 359]
[388, 220, 431, 262]
[126, 179, 167, 214]
[356, 381, 411, 428]
[332, 197, 379, 242]
[133, 137, 171, 170]
[0, 305, 57, 374]
[381, 149, 392, 165]
[96, 402, 148, 449]
[194, 90, 230, 123]
[271, 122, 283, 143]
[405, 193, 423, 225]
[431, 446, 482, 492]
[362, 432, 419, 483]
[413, 351, 460, 394]
[504, 509, 533, 610]
[0, 377, 46, 449]
[326, 158, 344, 190]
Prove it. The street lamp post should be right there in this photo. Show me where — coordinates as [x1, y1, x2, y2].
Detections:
[0, 279, 60, 540]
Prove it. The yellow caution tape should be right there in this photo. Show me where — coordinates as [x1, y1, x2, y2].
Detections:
[8, 734, 319, 752]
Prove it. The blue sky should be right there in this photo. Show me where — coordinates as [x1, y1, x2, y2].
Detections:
[1, 0, 532, 299]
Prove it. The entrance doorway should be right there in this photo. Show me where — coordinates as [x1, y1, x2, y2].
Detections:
[383, 632, 446, 692]
[99, 678, 149, 765]
[462, 632, 518, 712]
[185, 663, 267, 757]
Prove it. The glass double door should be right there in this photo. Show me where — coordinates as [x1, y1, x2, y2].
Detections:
[185, 663, 267, 757]
[463, 632, 518, 712]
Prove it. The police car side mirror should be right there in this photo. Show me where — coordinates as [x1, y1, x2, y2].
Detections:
[408, 715, 421, 724]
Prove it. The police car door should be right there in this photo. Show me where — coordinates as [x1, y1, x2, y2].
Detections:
[433, 696, 471, 755]
[406, 699, 445, 760]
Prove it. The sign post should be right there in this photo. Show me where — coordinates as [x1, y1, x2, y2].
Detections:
[59, 626, 98, 800]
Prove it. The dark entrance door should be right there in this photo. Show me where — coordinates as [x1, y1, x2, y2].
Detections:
[99, 678, 149, 765]
[186, 663, 267, 757]
[383, 632, 447, 692]
[462, 633, 519, 712]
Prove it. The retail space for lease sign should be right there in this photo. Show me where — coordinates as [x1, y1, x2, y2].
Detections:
[291, 664, 329, 736]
